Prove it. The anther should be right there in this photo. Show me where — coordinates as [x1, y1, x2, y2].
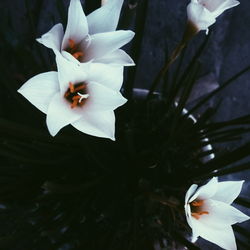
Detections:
[66, 39, 84, 61]
[69, 82, 74, 93]
[72, 52, 84, 59]
[191, 200, 204, 207]
[68, 39, 75, 49]
[71, 99, 78, 109]
[191, 211, 209, 220]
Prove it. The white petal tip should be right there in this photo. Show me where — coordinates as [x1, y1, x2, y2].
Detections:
[36, 38, 42, 43]
[48, 129, 57, 137]
[46, 118, 60, 137]
[129, 31, 135, 38]
[191, 235, 198, 243]
[212, 176, 218, 182]
[126, 61, 136, 66]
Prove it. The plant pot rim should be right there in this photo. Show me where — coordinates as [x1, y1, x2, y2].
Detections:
[132, 88, 215, 162]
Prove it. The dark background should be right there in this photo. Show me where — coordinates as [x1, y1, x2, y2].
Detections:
[0, 0, 249, 249]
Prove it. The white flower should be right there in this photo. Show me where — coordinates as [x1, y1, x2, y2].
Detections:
[187, 0, 240, 32]
[185, 177, 250, 250]
[17, 55, 127, 140]
[37, 0, 134, 66]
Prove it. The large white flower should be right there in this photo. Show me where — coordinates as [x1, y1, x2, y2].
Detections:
[18, 55, 127, 140]
[185, 177, 249, 250]
[37, 0, 134, 66]
[187, 0, 240, 32]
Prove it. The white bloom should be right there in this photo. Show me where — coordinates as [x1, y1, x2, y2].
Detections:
[185, 177, 249, 250]
[18, 55, 127, 140]
[187, 0, 240, 32]
[37, 0, 134, 66]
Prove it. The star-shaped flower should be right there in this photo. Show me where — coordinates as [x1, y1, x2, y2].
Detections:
[37, 0, 135, 66]
[18, 55, 127, 140]
[185, 177, 249, 250]
[187, 0, 240, 33]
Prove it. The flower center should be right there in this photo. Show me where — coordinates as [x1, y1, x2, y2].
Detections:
[190, 200, 209, 220]
[66, 39, 84, 60]
[64, 82, 89, 109]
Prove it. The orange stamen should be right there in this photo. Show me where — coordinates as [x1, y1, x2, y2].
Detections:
[64, 92, 70, 98]
[72, 51, 84, 59]
[65, 82, 88, 109]
[72, 95, 81, 100]
[71, 99, 78, 109]
[68, 39, 75, 49]
[191, 211, 209, 220]
[191, 200, 204, 207]
[69, 82, 74, 93]
[74, 85, 86, 92]
[191, 213, 201, 220]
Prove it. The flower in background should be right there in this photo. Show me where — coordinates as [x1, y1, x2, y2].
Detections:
[37, 0, 134, 66]
[185, 177, 249, 250]
[18, 55, 127, 140]
[187, 0, 240, 33]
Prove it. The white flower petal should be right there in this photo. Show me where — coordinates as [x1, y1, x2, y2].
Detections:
[61, 50, 81, 65]
[212, 180, 244, 204]
[87, 0, 123, 34]
[185, 204, 195, 232]
[62, 0, 88, 50]
[46, 93, 83, 136]
[94, 49, 135, 66]
[185, 184, 198, 204]
[36, 23, 64, 53]
[200, 199, 250, 226]
[84, 30, 135, 62]
[191, 219, 237, 250]
[72, 110, 115, 140]
[56, 54, 88, 94]
[87, 82, 127, 111]
[200, 0, 240, 17]
[86, 63, 124, 91]
[185, 186, 200, 241]
[213, 0, 239, 16]
[198, 0, 227, 12]
[189, 177, 218, 202]
[187, 2, 216, 31]
[17, 72, 59, 114]
[189, 216, 201, 242]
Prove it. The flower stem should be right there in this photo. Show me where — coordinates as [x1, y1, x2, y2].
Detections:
[147, 21, 198, 100]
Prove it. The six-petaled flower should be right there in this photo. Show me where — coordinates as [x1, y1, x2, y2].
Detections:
[37, 0, 135, 66]
[18, 55, 127, 140]
[187, 0, 240, 33]
[185, 177, 249, 250]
